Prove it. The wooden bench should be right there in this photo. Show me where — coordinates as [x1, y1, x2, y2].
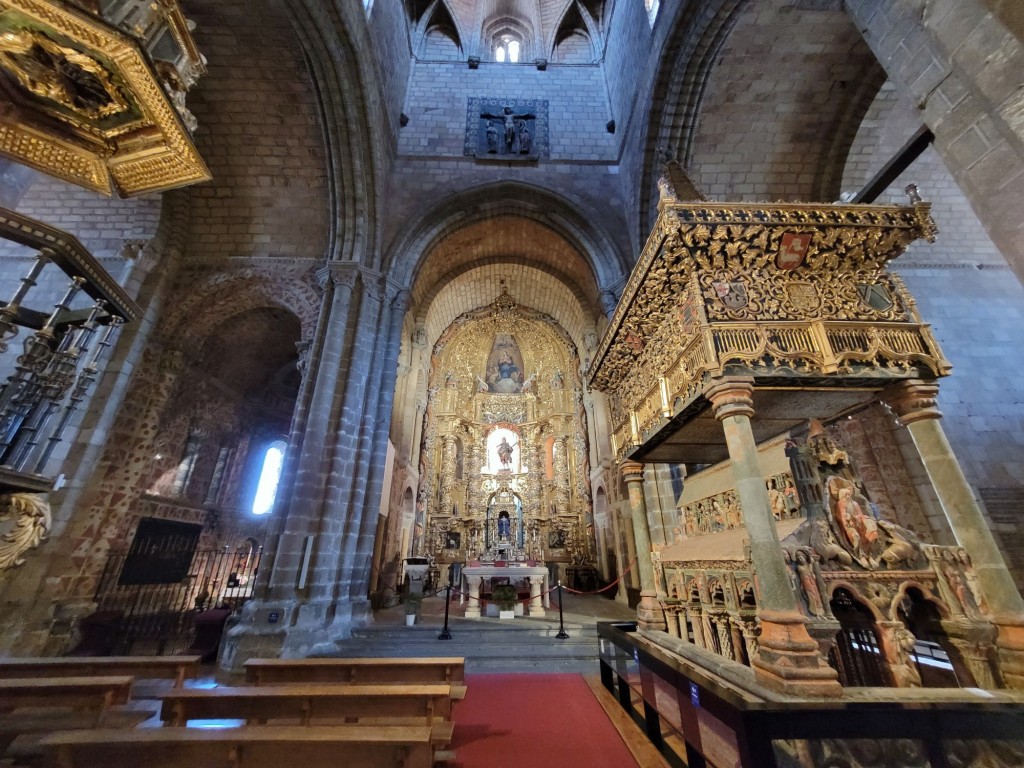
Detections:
[155, 684, 456, 748]
[41, 725, 435, 768]
[244, 657, 465, 687]
[0, 676, 133, 714]
[0, 676, 136, 755]
[0, 655, 202, 687]
[157, 684, 454, 726]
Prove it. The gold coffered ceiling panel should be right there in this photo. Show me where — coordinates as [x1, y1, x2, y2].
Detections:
[0, 0, 210, 196]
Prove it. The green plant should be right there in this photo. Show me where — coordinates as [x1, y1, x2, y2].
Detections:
[492, 584, 518, 612]
[405, 592, 423, 615]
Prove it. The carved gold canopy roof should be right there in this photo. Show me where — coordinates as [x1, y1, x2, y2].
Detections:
[586, 199, 949, 464]
[0, 0, 210, 196]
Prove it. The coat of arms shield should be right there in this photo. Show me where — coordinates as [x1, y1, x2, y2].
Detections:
[785, 281, 821, 312]
[712, 280, 748, 309]
[856, 283, 894, 311]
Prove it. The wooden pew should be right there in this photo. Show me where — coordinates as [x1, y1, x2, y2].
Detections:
[244, 657, 465, 687]
[0, 655, 202, 687]
[0, 676, 135, 755]
[157, 684, 454, 726]
[0, 676, 133, 714]
[155, 684, 456, 748]
[41, 725, 435, 768]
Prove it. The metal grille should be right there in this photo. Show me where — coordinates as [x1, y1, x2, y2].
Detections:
[93, 547, 261, 655]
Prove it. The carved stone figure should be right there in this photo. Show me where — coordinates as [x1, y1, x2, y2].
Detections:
[794, 548, 828, 618]
[485, 120, 498, 153]
[517, 120, 531, 154]
[810, 516, 854, 567]
[808, 419, 849, 466]
[877, 520, 920, 569]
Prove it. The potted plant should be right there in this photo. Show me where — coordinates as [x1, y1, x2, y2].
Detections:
[492, 584, 517, 620]
[405, 593, 422, 626]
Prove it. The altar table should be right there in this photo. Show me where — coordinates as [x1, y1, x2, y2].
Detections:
[460, 565, 549, 617]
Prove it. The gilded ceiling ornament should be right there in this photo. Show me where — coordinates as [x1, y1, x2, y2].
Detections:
[0, 28, 129, 118]
[0, 0, 209, 195]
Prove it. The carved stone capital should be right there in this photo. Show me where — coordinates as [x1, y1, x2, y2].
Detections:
[705, 377, 755, 421]
[390, 287, 412, 313]
[619, 460, 644, 485]
[318, 262, 360, 290]
[883, 379, 941, 424]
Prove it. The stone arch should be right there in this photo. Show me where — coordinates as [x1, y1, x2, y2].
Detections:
[827, 579, 886, 623]
[163, 271, 320, 348]
[385, 181, 629, 297]
[844, 0, 1024, 282]
[551, 2, 597, 63]
[483, 15, 534, 62]
[636, 0, 745, 242]
[891, 580, 952, 622]
[287, 1, 389, 265]
[640, 0, 885, 238]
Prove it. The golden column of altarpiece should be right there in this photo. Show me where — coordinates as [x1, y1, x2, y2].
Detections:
[588, 185, 1024, 696]
[415, 292, 596, 573]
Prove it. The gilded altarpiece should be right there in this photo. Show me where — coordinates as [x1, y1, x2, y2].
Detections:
[415, 293, 595, 568]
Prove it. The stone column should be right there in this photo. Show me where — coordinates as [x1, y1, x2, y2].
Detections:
[689, 607, 707, 649]
[465, 576, 482, 618]
[528, 575, 545, 617]
[706, 378, 840, 696]
[221, 265, 359, 668]
[663, 606, 680, 638]
[620, 461, 666, 631]
[885, 379, 1024, 689]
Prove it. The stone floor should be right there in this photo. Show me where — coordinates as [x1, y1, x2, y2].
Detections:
[334, 591, 637, 674]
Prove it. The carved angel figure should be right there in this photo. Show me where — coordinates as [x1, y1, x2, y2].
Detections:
[0, 493, 51, 570]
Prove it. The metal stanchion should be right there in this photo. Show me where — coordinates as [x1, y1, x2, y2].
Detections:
[438, 584, 453, 640]
[555, 581, 569, 639]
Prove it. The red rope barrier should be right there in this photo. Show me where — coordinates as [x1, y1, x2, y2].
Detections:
[427, 559, 638, 603]
[562, 556, 638, 594]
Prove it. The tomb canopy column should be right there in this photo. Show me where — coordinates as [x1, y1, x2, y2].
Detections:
[706, 377, 840, 696]
[620, 460, 666, 631]
[884, 379, 1024, 688]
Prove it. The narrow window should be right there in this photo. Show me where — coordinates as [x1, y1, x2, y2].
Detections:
[252, 440, 286, 515]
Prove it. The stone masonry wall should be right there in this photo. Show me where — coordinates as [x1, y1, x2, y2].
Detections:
[842, 82, 1024, 589]
[399, 61, 615, 160]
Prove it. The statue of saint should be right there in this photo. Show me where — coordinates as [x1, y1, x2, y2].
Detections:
[496, 436, 515, 466]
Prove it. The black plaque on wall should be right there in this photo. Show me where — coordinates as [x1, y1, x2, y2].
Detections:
[118, 517, 202, 585]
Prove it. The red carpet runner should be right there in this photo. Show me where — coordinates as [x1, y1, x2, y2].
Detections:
[449, 674, 640, 768]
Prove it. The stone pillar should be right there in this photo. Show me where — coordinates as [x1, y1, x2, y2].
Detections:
[221, 265, 359, 668]
[620, 461, 666, 632]
[663, 606, 680, 638]
[689, 607, 707, 649]
[528, 576, 545, 617]
[885, 379, 1024, 689]
[706, 377, 840, 696]
[646, 464, 676, 547]
[465, 576, 482, 618]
